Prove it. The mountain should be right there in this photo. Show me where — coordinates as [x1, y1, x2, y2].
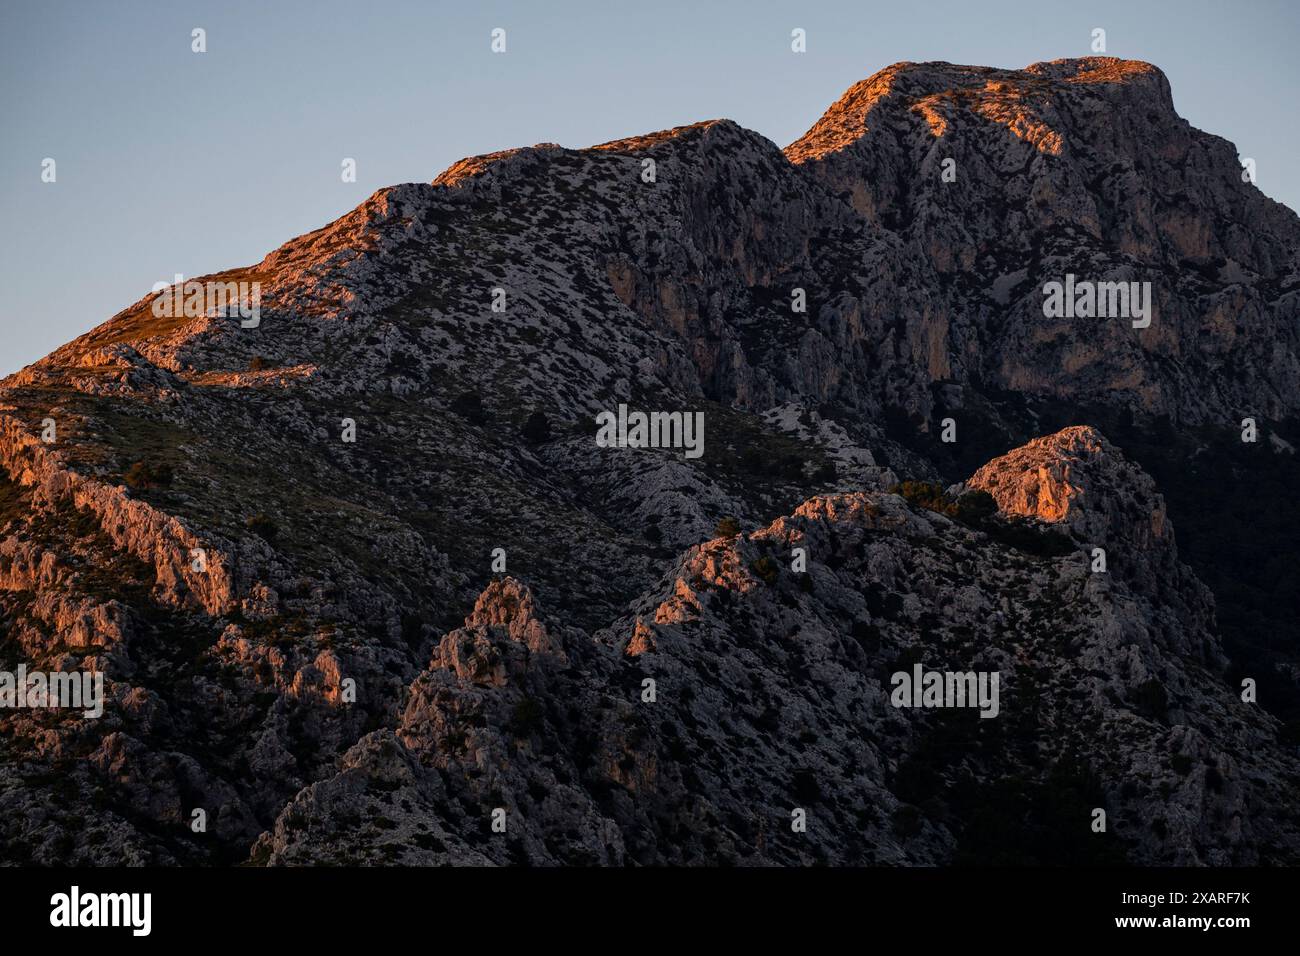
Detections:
[2, 57, 1299, 866]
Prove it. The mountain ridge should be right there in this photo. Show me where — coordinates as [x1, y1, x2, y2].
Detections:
[2, 56, 1299, 866]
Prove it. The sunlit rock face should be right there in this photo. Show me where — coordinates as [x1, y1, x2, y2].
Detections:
[968, 426, 1162, 544]
[789, 58, 1300, 423]
[964, 425, 1218, 663]
[2, 58, 1299, 867]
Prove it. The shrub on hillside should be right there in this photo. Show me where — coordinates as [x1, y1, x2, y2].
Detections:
[124, 460, 173, 490]
[749, 555, 778, 586]
[522, 410, 552, 445]
[1133, 678, 1169, 718]
[954, 489, 997, 523]
[245, 513, 279, 542]
[890, 480, 948, 512]
[892, 479, 1075, 556]
[714, 516, 741, 539]
[450, 391, 490, 426]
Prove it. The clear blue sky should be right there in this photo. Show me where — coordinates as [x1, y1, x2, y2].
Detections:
[2, 0, 1297, 376]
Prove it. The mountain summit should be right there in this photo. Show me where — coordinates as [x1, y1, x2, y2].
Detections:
[2, 58, 1299, 866]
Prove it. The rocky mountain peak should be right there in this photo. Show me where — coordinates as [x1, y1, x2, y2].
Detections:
[785, 57, 1171, 166]
[967, 424, 1174, 557]
[964, 425, 1215, 639]
[465, 576, 560, 656]
[968, 425, 1129, 522]
[3, 54, 1299, 868]
[432, 143, 567, 189]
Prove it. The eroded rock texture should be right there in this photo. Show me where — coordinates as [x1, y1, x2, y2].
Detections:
[2, 57, 1299, 866]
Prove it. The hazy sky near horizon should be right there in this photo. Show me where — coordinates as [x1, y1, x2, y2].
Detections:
[2, 0, 1297, 375]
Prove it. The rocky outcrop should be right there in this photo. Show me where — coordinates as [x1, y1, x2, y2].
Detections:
[256, 458, 1300, 866]
[966, 425, 1217, 661]
[2, 57, 1298, 868]
[969, 425, 1170, 552]
[789, 58, 1300, 422]
[0, 413, 240, 615]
